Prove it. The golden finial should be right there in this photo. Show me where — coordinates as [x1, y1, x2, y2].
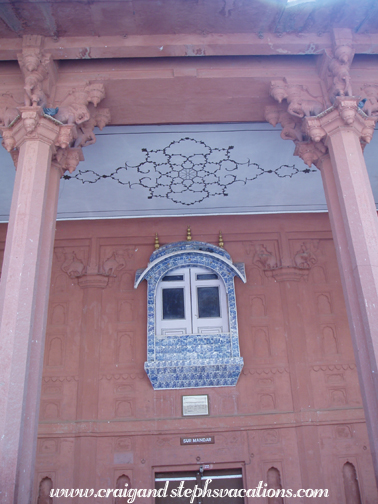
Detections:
[154, 232, 160, 250]
[186, 226, 192, 241]
[218, 231, 224, 248]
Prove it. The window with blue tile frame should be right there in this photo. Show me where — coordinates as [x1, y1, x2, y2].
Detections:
[135, 241, 246, 390]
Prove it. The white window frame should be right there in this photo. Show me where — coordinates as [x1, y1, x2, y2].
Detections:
[156, 266, 229, 336]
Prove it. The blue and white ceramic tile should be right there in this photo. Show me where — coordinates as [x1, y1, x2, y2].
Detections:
[135, 241, 246, 389]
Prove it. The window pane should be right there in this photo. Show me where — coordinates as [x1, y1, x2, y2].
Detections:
[197, 287, 220, 318]
[196, 273, 218, 280]
[163, 288, 185, 319]
[162, 275, 184, 281]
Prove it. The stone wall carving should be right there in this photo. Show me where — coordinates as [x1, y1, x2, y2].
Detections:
[58, 244, 128, 288]
[253, 244, 278, 270]
[293, 242, 317, 269]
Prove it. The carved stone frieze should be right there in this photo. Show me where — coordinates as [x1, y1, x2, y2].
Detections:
[241, 367, 289, 375]
[42, 376, 79, 382]
[99, 373, 145, 380]
[311, 363, 356, 372]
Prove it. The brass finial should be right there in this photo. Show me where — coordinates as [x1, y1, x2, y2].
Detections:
[154, 232, 160, 250]
[186, 226, 192, 241]
[218, 231, 224, 248]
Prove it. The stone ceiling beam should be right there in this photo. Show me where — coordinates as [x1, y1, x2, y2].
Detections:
[0, 33, 378, 61]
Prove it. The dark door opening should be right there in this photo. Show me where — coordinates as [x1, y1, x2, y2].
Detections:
[155, 468, 244, 504]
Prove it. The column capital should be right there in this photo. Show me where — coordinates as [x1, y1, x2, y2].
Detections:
[304, 97, 376, 144]
[266, 97, 376, 168]
[0, 106, 85, 176]
[0, 107, 61, 150]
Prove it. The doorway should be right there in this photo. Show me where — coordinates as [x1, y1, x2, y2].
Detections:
[155, 468, 244, 504]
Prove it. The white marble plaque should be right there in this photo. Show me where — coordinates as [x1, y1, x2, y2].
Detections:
[182, 394, 209, 416]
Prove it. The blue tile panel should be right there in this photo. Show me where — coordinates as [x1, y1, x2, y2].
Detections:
[135, 241, 245, 390]
[155, 333, 232, 361]
[145, 358, 244, 390]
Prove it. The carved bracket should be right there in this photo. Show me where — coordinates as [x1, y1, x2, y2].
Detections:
[266, 94, 375, 168]
[318, 28, 354, 105]
[269, 78, 324, 120]
[0, 36, 111, 175]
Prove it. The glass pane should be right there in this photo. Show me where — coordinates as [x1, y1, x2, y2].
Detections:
[163, 288, 185, 319]
[197, 287, 220, 318]
[162, 275, 184, 281]
[196, 273, 218, 280]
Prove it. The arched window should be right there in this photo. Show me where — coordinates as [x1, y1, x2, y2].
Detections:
[135, 240, 246, 389]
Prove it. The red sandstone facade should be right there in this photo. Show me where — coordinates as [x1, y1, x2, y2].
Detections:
[1, 214, 377, 501]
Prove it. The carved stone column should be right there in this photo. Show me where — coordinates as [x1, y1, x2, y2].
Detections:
[0, 108, 76, 504]
[0, 34, 110, 502]
[303, 99, 378, 483]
